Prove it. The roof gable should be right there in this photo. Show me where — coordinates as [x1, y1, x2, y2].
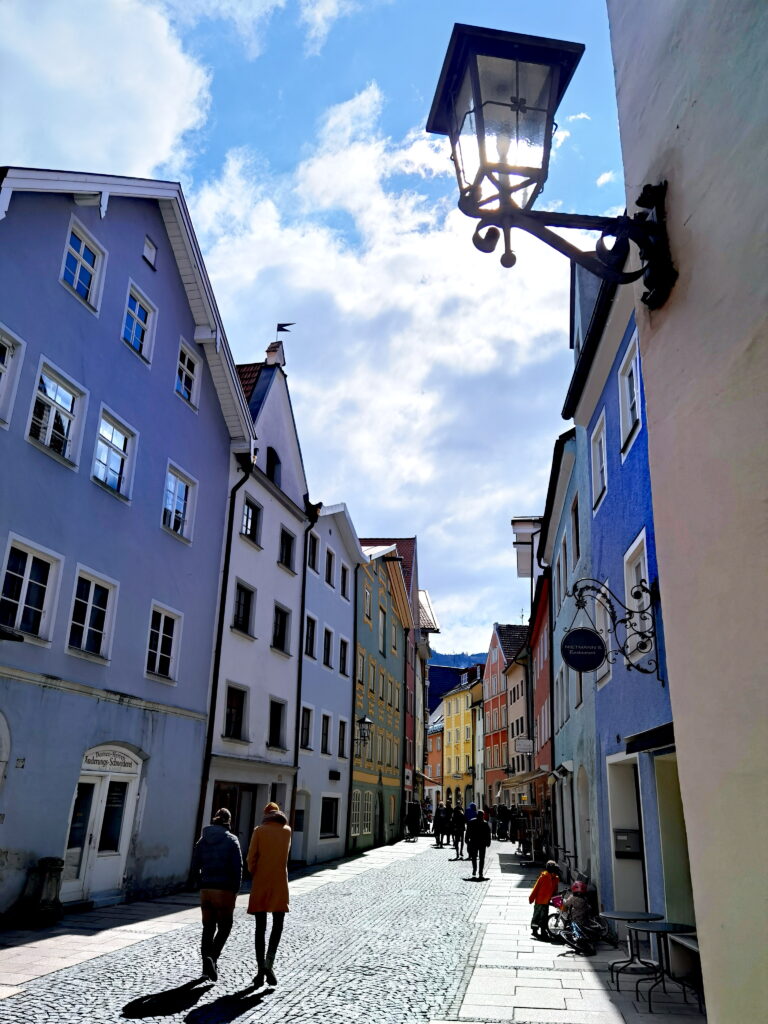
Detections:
[0, 166, 253, 451]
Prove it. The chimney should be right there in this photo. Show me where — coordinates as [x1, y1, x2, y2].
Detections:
[266, 341, 285, 367]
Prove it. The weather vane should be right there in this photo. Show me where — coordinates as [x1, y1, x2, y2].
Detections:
[275, 322, 295, 343]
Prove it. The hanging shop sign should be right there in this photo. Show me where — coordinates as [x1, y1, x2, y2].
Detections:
[561, 627, 607, 673]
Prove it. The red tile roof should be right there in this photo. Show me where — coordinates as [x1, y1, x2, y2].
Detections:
[236, 362, 264, 402]
[496, 624, 528, 662]
[359, 537, 416, 593]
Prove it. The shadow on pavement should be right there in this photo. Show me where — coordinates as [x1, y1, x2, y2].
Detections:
[183, 986, 272, 1023]
[122, 978, 214, 1018]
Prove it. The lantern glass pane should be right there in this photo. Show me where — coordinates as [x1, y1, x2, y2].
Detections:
[476, 55, 553, 207]
[452, 68, 481, 193]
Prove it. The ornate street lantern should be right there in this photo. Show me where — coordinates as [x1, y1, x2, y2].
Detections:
[427, 24, 677, 309]
[355, 715, 373, 756]
[427, 24, 583, 218]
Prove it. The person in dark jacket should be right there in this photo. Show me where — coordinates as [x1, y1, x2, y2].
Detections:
[451, 803, 466, 859]
[466, 809, 492, 879]
[191, 808, 243, 981]
[433, 802, 448, 848]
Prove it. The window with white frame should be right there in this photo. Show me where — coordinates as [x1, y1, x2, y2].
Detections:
[304, 615, 317, 658]
[338, 719, 347, 758]
[619, 332, 642, 454]
[300, 706, 312, 749]
[554, 554, 562, 610]
[61, 220, 105, 309]
[146, 604, 180, 679]
[571, 495, 581, 568]
[591, 411, 608, 510]
[594, 583, 612, 683]
[272, 605, 290, 654]
[224, 686, 247, 740]
[340, 564, 349, 599]
[350, 790, 361, 835]
[378, 607, 386, 654]
[121, 284, 155, 360]
[68, 569, 117, 659]
[356, 649, 364, 683]
[162, 464, 195, 539]
[92, 409, 136, 496]
[363, 586, 372, 619]
[240, 496, 262, 545]
[323, 627, 333, 667]
[368, 662, 375, 692]
[142, 236, 157, 268]
[561, 535, 568, 593]
[378, 670, 385, 699]
[0, 538, 61, 640]
[307, 532, 319, 572]
[232, 581, 255, 635]
[28, 363, 86, 464]
[391, 621, 397, 652]
[325, 549, 335, 587]
[624, 530, 652, 660]
[268, 699, 286, 747]
[278, 528, 295, 571]
[339, 637, 349, 676]
[175, 343, 199, 406]
[362, 791, 373, 833]
[320, 796, 339, 837]
[0, 325, 25, 427]
[321, 714, 331, 754]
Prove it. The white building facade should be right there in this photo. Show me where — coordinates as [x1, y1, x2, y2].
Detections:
[293, 503, 366, 865]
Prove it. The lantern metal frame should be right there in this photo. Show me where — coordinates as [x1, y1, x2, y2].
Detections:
[565, 578, 664, 685]
[427, 24, 678, 310]
[354, 715, 373, 757]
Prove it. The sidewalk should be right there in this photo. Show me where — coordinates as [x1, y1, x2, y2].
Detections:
[432, 845, 706, 1024]
[0, 839, 706, 1023]
[0, 840, 426, 1000]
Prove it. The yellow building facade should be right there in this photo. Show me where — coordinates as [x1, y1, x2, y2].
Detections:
[442, 679, 474, 807]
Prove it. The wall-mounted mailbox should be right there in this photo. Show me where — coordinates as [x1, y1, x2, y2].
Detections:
[613, 828, 642, 859]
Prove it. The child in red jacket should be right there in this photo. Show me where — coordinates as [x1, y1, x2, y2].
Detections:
[529, 860, 560, 940]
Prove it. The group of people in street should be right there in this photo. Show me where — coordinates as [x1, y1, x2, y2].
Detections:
[190, 802, 291, 988]
[431, 800, 492, 880]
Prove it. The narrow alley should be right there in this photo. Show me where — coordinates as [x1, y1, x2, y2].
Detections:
[0, 841, 705, 1024]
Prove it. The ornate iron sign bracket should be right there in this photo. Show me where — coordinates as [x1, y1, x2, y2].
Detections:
[565, 578, 664, 685]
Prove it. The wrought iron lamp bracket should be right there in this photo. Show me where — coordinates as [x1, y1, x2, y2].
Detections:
[462, 181, 677, 310]
[566, 577, 664, 685]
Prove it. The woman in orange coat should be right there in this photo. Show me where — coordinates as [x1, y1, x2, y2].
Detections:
[247, 802, 292, 988]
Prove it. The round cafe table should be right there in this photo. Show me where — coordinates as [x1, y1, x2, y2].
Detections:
[628, 922, 699, 1014]
[601, 911, 664, 989]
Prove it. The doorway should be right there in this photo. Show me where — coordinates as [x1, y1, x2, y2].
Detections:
[607, 756, 647, 910]
[61, 745, 141, 904]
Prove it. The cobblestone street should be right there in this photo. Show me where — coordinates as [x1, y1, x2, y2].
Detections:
[0, 841, 705, 1024]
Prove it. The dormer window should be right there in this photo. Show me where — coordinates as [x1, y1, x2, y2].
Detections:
[266, 447, 281, 486]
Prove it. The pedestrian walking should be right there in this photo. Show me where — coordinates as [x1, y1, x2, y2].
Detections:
[451, 803, 466, 860]
[466, 807, 492, 880]
[465, 802, 478, 823]
[247, 801, 292, 988]
[434, 801, 448, 848]
[529, 859, 560, 941]
[490, 803, 498, 839]
[190, 807, 243, 982]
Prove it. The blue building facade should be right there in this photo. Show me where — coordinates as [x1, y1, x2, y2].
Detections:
[0, 169, 253, 910]
[562, 271, 692, 922]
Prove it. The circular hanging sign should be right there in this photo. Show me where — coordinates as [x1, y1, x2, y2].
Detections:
[561, 628, 607, 672]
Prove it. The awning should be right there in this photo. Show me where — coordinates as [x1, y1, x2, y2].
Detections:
[625, 721, 675, 754]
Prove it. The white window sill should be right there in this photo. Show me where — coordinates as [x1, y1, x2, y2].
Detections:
[239, 534, 263, 551]
[230, 626, 256, 641]
[277, 561, 297, 576]
[26, 436, 79, 471]
[270, 645, 291, 659]
[122, 340, 152, 367]
[59, 279, 100, 316]
[91, 476, 131, 503]
[145, 671, 177, 686]
[67, 646, 110, 666]
[161, 524, 192, 545]
[11, 631, 51, 648]
[174, 390, 199, 414]
[221, 734, 249, 745]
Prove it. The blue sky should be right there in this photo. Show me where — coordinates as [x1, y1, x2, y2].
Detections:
[0, 0, 625, 652]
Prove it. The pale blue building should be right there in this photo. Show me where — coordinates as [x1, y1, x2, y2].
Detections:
[0, 168, 253, 910]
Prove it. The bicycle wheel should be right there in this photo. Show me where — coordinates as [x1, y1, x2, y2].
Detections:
[547, 911, 567, 940]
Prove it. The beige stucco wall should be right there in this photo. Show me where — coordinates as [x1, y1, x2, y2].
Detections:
[606, 1, 768, 1017]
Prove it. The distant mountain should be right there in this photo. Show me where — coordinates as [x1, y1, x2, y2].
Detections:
[429, 651, 487, 668]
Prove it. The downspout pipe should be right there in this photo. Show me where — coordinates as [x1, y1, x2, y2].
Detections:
[548, 573, 558, 860]
[289, 497, 322, 840]
[193, 450, 253, 848]
[344, 562, 361, 856]
[399, 627, 409, 837]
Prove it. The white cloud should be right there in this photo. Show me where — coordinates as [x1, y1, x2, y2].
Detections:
[188, 87, 574, 649]
[553, 128, 571, 150]
[596, 170, 617, 187]
[161, 0, 286, 58]
[0, 0, 210, 177]
[567, 112, 591, 122]
[299, 0, 362, 54]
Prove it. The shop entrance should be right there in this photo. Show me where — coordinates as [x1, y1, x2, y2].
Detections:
[61, 745, 141, 904]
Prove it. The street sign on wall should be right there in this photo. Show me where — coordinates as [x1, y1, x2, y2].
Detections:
[514, 738, 533, 753]
[561, 627, 607, 672]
